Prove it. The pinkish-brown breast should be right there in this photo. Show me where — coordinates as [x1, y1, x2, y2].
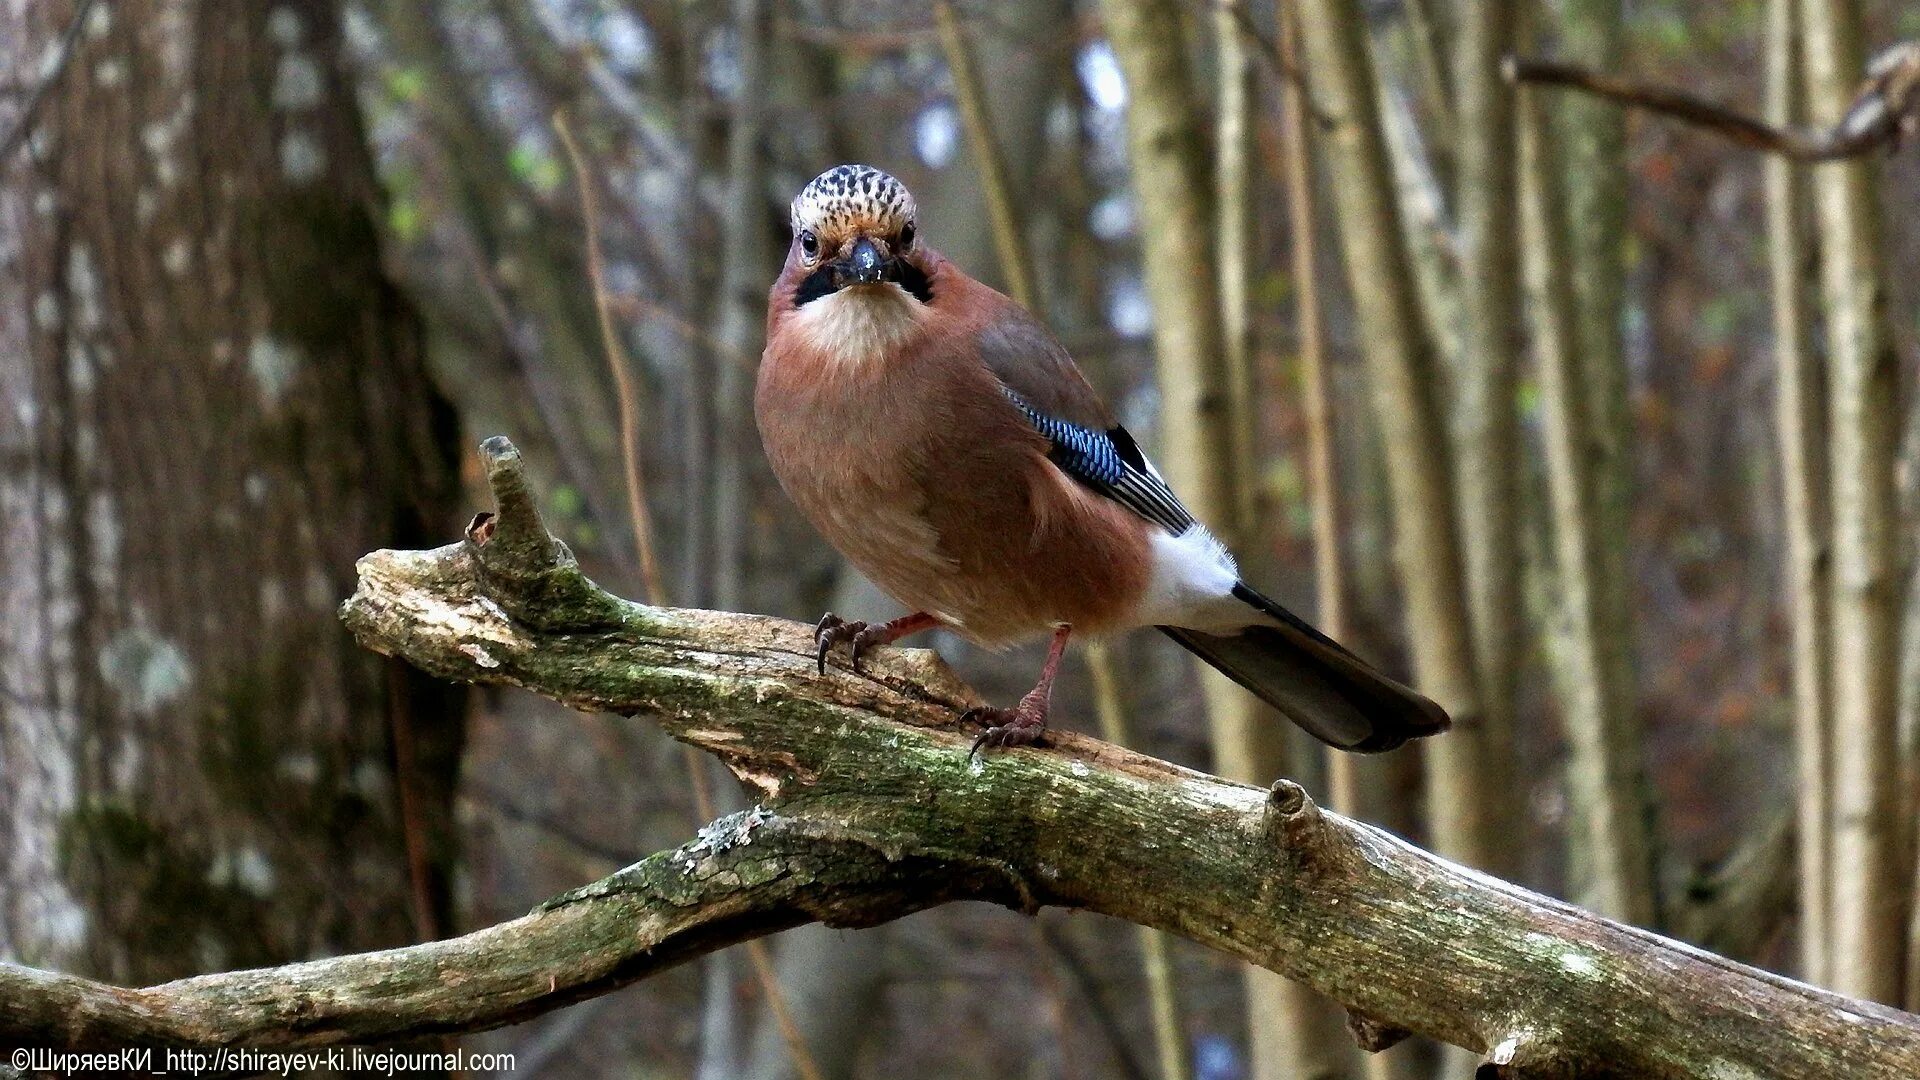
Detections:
[756, 260, 1151, 647]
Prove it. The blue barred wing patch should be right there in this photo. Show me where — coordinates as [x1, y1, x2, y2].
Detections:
[1003, 388, 1195, 535]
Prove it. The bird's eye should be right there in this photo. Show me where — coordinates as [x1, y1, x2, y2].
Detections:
[799, 230, 819, 259]
[899, 222, 916, 249]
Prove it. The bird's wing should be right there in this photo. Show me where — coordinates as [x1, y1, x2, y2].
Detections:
[1000, 387, 1195, 536]
[972, 312, 1196, 536]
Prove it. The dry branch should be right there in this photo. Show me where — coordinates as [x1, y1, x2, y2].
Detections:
[1504, 42, 1920, 159]
[4, 437, 1920, 1078]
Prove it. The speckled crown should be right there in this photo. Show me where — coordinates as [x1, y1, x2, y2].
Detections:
[790, 164, 916, 240]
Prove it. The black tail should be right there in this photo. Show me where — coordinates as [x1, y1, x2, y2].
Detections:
[1160, 583, 1451, 753]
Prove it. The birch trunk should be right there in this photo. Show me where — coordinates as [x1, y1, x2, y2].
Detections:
[1764, 0, 1835, 988]
[1800, 0, 1904, 1004]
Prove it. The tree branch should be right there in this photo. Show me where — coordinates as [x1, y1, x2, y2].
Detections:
[1505, 42, 1920, 160]
[6, 436, 1920, 1079]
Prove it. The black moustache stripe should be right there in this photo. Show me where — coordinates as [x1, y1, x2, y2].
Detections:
[792, 260, 935, 307]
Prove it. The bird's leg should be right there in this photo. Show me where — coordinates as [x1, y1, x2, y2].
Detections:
[815, 611, 941, 675]
[967, 625, 1071, 757]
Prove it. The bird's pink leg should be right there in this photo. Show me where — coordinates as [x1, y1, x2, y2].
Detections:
[815, 611, 942, 675]
[968, 624, 1071, 757]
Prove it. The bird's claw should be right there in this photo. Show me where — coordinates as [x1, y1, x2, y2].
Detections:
[814, 613, 871, 675]
[963, 700, 1049, 760]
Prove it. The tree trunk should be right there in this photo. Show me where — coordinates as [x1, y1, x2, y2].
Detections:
[1517, 38, 1657, 928]
[1102, 1, 1359, 1075]
[1548, 0, 1650, 929]
[1800, 0, 1904, 1004]
[1451, 0, 1524, 825]
[708, 0, 772, 615]
[1292, 0, 1510, 876]
[1764, 0, 1835, 988]
[0, 0, 464, 980]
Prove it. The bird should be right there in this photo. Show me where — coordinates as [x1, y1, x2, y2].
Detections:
[755, 164, 1450, 756]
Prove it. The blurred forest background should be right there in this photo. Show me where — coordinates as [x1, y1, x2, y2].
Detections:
[5, 0, 1920, 1076]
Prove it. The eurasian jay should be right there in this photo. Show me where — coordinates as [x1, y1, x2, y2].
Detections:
[756, 164, 1450, 755]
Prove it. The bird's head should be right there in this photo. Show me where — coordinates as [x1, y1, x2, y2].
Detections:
[787, 165, 923, 300]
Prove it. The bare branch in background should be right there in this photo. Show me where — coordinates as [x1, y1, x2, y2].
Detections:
[1503, 41, 1920, 160]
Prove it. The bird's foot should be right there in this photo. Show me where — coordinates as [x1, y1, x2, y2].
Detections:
[814, 613, 869, 674]
[964, 689, 1050, 759]
[815, 612, 936, 675]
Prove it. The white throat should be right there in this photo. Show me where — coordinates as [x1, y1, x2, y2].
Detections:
[789, 284, 924, 370]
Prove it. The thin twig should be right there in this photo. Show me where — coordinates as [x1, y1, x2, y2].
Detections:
[553, 111, 666, 604]
[606, 291, 757, 369]
[1504, 43, 1920, 160]
[554, 109, 821, 1080]
[0, 0, 99, 167]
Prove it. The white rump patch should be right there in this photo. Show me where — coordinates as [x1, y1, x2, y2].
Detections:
[789, 284, 924, 372]
[1130, 525, 1249, 632]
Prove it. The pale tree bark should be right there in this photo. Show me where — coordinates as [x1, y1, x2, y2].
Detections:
[10, 438, 1920, 1079]
[1765, 0, 1835, 989]
[1291, 0, 1510, 876]
[1279, 2, 1357, 826]
[1376, 85, 1465, 375]
[1095, 0, 1236, 528]
[0, 0, 464, 979]
[1216, 0, 1262, 543]
[1281, 9, 1415, 1079]
[1516, 37, 1657, 929]
[1542, 0, 1647, 928]
[1801, 0, 1905, 1005]
[932, 0, 1038, 314]
[1102, 1, 1357, 1075]
[1554, 0, 1634, 611]
[1450, 0, 1524, 809]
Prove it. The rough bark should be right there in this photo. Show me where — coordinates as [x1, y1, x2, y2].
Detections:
[1291, 0, 1510, 875]
[1764, 0, 1835, 988]
[0, 0, 464, 980]
[1802, 0, 1904, 1005]
[6, 438, 1920, 1080]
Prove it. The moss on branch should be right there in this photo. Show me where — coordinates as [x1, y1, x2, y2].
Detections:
[4, 437, 1918, 1079]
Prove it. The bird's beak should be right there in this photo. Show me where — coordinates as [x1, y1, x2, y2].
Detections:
[835, 236, 895, 287]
